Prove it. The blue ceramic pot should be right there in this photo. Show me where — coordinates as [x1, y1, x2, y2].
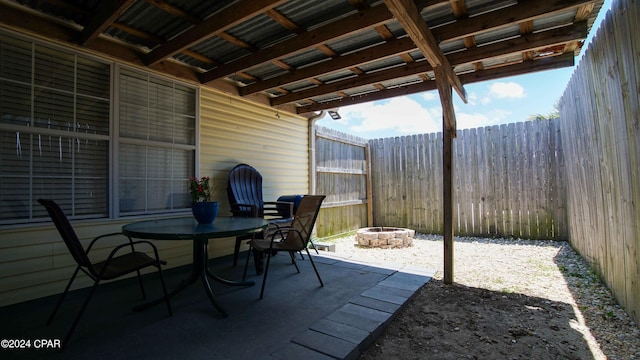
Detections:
[192, 201, 219, 224]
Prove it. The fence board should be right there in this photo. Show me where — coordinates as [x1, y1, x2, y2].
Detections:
[314, 126, 369, 237]
[362, 119, 565, 240]
[559, 0, 639, 325]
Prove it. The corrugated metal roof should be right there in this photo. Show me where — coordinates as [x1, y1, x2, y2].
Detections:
[277, 0, 360, 31]
[466, 0, 518, 16]
[281, 48, 328, 69]
[358, 56, 407, 73]
[317, 70, 358, 84]
[2, 0, 605, 115]
[325, 28, 386, 56]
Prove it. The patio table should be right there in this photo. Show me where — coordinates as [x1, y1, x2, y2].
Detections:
[122, 216, 268, 317]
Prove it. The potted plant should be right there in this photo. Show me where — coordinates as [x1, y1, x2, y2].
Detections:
[188, 176, 218, 224]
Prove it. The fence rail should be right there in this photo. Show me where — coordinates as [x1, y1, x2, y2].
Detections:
[367, 119, 566, 239]
[314, 126, 370, 237]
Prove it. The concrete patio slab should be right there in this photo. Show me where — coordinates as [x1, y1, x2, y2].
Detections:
[0, 250, 434, 360]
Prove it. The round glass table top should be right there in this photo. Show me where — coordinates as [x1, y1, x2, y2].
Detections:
[122, 216, 268, 240]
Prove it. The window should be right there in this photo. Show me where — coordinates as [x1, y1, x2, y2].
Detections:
[117, 69, 196, 215]
[0, 32, 196, 225]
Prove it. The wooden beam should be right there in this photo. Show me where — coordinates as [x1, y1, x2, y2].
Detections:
[145, 0, 200, 23]
[243, 0, 590, 96]
[200, 3, 395, 83]
[435, 66, 456, 134]
[241, 36, 416, 95]
[296, 53, 574, 113]
[272, 22, 586, 105]
[265, 8, 303, 33]
[244, 0, 588, 96]
[441, 99, 455, 285]
[145, 0, 287, 66]
[109, 22, 165, 44]
[79, 0, 135, 45]
[384, 0, 467, 102]
[434, 0, 594, 42]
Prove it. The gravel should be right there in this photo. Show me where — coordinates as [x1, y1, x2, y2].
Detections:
[327, 233, 640, 359]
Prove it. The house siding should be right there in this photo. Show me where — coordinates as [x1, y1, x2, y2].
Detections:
[0, 87, 310, 308]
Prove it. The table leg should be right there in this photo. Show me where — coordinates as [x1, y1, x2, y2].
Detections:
[199, 239, 230, 316]
[205, 267, 255, 286]
[134, 236, 256, 315]
[132, 240, 203, 312]
[203, 238, 256, 287]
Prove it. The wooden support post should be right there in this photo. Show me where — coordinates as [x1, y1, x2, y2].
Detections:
[435, 65, 456, 284]
[443, 123, 454, 284]
[365, 143, 374, 227]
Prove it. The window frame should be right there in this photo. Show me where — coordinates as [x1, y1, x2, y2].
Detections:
[0, 30, 199, 226]
[113, 64, 199, 218]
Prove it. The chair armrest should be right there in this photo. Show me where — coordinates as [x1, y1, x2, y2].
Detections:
[265, 223, 292, 249]
[86, 232, 131, 253]
[263, 218, 292, 242]
[230, 202, 258, 217]
[264, 200, 294, 218]
[96, 240, 164, 277]
[87, 233, 166, 264]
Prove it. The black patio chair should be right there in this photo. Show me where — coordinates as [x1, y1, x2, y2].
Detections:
[242, 195, 325, 299]
[37, 199, 172, 349]
[227, 163, 294, 268]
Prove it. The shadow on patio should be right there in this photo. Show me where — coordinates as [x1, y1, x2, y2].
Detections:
[0, 251, 433, 360]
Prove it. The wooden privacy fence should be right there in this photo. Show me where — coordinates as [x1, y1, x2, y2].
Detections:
[369, 119, 566, 239]
[558, 0, 639, 325]
[314, 126, 371, 238]
[315, 119, 566, 240]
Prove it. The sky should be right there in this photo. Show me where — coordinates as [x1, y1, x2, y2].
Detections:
[315, 0, 613, 139]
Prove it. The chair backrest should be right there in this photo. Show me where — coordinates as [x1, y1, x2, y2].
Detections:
[227, 164, 264, 217]
[38, 199, 92, 268]
[282, 195, 325, 250]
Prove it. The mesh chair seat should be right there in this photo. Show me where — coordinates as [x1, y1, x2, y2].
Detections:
[242, 195, 326, 299]
[92, 252, 158, 280]
[37, 199, 172, 350]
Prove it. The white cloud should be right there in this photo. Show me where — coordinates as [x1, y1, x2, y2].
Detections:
[466, 92, 479, 106]
[422, 92, 438, 102]
[487, 82, 526, 99]
[341, 97, 440, 136]
[456, 109, 512, 129]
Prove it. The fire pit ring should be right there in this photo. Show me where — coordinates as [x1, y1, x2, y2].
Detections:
[356, 227, 415, 248]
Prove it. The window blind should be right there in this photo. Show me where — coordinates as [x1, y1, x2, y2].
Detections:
[118, 69, 195, 215]
[0, 34, 110, 223]
[0, 31, 197, 224]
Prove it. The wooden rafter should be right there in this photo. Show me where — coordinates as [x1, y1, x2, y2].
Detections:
[0, 0, 601, 119]
[566, 2, 596, 53]
[245, 0, 588, 98]
[265, 8, 302, 33]
[109, 22, 164, 44]
[296, 53, 575, 113]
[436, 0, 594, 41]
[144, 0, 244, 71]
[145, 0, 287, 66]
[80, 0, 136, 45]
[520, 21, 535, 61]
[145, 0, 200, 23]
[270, 22, 587, 106]
[241, 36, 416, 95]
[384, 0, 467, 102]
[200, 3, 395, 83]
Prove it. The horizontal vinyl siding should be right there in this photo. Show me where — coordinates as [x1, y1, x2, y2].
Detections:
[0, 87, 310, 307]
[0, 220, 187, 307]
[198, 87, 310, 257]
